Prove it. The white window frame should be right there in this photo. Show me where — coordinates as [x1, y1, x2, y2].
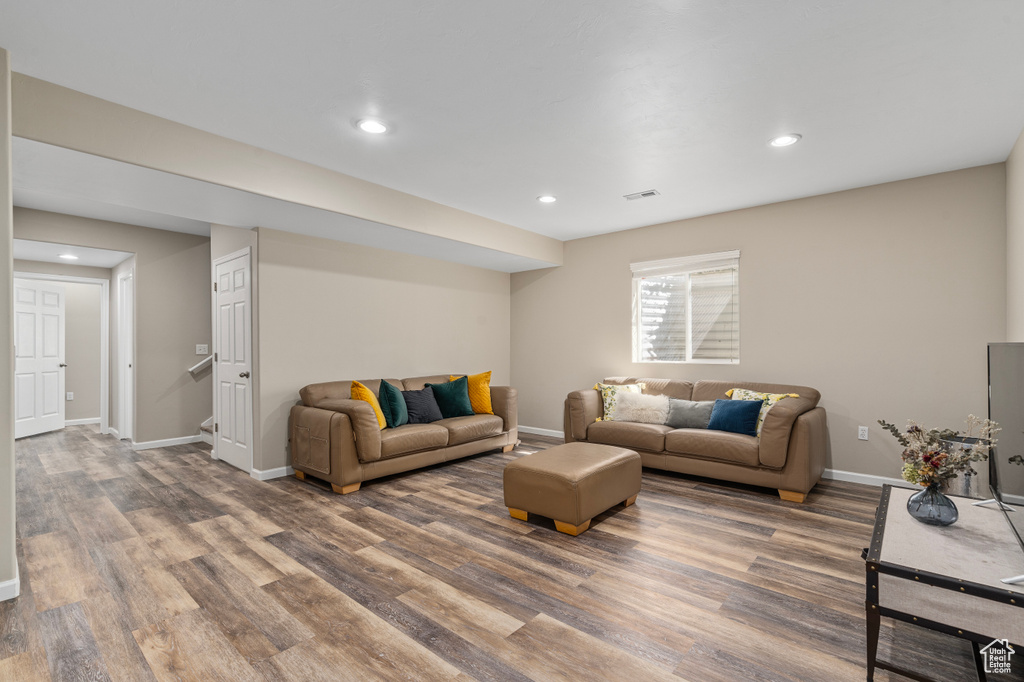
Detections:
[631, 250, 740, 364]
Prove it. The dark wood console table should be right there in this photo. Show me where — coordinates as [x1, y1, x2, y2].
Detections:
[865, 485, 1024, 681]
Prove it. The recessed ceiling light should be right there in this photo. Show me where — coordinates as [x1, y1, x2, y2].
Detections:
[537, 195, 557, 204]
[357, 119, 388, 134]
[769, 134, 802, 148]
[58, 254, 79, 260]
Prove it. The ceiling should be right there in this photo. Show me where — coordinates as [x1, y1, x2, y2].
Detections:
[3, 1, 1024, 246]
[13, 238, 133, 269]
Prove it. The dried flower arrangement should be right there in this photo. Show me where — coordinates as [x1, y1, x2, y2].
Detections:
[877, 415, 999, 487]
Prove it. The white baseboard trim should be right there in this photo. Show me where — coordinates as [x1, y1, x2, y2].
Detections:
[822, 468, 909, 489]
[823, 468, 1024, 505]
[65, 417, 101, 426]
[519, 425, 564, 438]
[132, 435, 203, 451]
[108, 427, 120, 439]
[251, 466, 295, 481]
[0, 567, 20, 602]
[200, 431, 214, 446]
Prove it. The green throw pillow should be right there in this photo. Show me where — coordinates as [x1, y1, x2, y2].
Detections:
[427, 376, 474, 419]
[377, 380, 409, 428]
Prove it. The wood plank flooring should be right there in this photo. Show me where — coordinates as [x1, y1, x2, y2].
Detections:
[1, 425, 1016, 681]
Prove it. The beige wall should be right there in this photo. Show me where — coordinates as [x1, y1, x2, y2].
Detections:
[1, 47, 15, 593]
[13, 260, 110, 424]
[511, 165, 1007, 481]
[1008, 126, 1024, 341]
[256, 227, 510, 471]
[13, 208, 211, 443]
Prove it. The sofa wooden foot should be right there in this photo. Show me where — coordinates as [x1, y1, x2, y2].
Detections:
[331, 482, 361, 495]
[508, 507, 528, 521]
[554, 519, 591, 536]
[779, 489, 807, 503]
[294, 470, 305, 481]
[623, 494, 637, 508]
[502, 444, 515, 453]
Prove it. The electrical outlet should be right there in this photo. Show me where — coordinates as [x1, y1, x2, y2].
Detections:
[66, 392, 74, 401]
[196, 344, 209, 355]
[858, 426, 869, 441]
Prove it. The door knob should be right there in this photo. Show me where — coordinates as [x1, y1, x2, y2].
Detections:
[239, 371, 250, 378]
[59, 363, 67, 368]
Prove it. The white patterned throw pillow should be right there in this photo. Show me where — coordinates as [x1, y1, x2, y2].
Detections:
[613, 391, 670, 424]
[727, 388, 799, 436]
[593, 382, 644, 421]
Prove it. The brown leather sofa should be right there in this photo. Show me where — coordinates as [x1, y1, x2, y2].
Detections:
[289, 375, 518, 493]
[564, 378, 828, 502]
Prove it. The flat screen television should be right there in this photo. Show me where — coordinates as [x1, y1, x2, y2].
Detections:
[986, 343, 1024, 584]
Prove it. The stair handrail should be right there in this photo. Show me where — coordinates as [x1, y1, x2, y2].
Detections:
[188, 355, 213, 376]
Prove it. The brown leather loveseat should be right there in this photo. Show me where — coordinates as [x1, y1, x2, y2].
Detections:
[564, 378, 827, 502]
[290, 375, 518, 494]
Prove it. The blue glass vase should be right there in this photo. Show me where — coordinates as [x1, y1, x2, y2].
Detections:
[906, 483, 958, 526]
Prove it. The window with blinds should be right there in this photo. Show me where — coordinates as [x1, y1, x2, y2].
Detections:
[631, 250, 739, 364]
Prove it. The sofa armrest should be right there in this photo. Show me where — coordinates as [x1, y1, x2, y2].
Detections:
[758, 396, 815, 468]
[289, 405, 363, 488]
[490, 386, 518, 432]
[315, 398, 382, 463]
[564, 389, 602, 442]
[778, 407, 828, 494]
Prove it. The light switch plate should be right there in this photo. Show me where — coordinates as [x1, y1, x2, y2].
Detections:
[196, 344, 209, 355]
[66, 392, 74, 401]
[858, 426, 869, 441]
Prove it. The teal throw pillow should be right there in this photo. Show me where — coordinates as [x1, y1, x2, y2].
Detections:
[706, 399, 762, 437]
[377, 380, 408, 428]
[426, 376, 474, 419]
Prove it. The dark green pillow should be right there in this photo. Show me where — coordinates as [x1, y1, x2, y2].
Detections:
[377, 380, 408, 428]
[426, 375, 474, 419]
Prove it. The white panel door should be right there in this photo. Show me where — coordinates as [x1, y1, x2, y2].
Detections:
[214, 252, 253, 472]
[14, 279, 66, 439]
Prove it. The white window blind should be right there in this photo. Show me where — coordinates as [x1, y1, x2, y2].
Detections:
[631, 250, 739, 364]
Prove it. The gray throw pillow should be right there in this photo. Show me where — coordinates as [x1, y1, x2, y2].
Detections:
[665, 399, 715, 429]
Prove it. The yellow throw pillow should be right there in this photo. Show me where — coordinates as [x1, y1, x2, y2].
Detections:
[450, 371, 493, 414]
[351, 380, 386, 430]
[726, 388, 799, 436]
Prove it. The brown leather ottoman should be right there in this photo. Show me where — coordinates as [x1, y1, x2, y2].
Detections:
[503, 442, 641, 535]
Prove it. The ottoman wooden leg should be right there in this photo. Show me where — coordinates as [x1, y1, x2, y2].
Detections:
[508, 508, 528, 521]
[623, 494, 637, 507]
[294, 471, 305, 481]
[554, 519, 591, 536]
[331, 482, 361, 495]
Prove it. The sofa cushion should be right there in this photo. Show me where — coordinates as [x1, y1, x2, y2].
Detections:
[351, 381, 386, 430]
[594, 382, 644, 421]
[728, 388, 799, 436]
[378, 379, 408, 428]
[614, 391, 670, 424]
[428, 376, 475, 419]
[707, 399, 762, 437]
[436, 414, 504, 446]
[451, 371, 494, 414]
[402, 375, 452, 391]
[588, 421, 673, 452]
[403, 387, 444, 424]
[380, 424, 449, 459]
[665, 429, 760, 466]
[692, 380, 819, 407]
[665, 399, 715, 429]
[602, 377, 694, 400]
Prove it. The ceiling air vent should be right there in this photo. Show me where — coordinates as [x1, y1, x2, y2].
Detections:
[624, 189, 661, 201]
